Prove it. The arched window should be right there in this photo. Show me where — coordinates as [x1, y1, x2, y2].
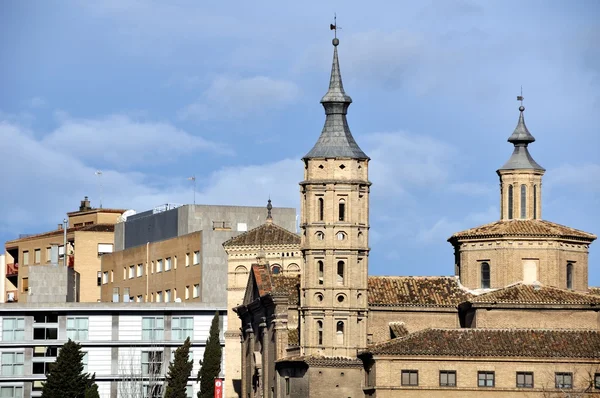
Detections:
[318, 261, 324, 285]
[317, 321, 323, 345]
[234, 265, 248, 286]
[315, 231, 324, 240]
[336, 321, 344, 345]
[533, 185, 537, 219]
[337, 261, 344, 285]
[481, 262, 490, 289]
[287, 263, 300, 273]
[521, 184, 527, 219]
[566, 263, 573, 290]
[508, 185, 514, 219]
[338, 199, 345, 221]
[336, 231, 346, 240]
[271, 265, 281, 275]
[318, 198, 324, 221]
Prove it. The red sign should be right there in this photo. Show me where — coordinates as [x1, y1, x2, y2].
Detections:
[214, 378, 224, 398]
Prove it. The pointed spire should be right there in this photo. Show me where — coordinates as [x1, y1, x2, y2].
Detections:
[266, 198, 273, 223]
[303, 38, 368, 160]
[499, 104, 545, 171]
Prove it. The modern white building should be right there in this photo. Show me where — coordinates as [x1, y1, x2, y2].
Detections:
[0, 302, 226, 397]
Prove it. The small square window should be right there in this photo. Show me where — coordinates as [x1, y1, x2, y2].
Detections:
[594, 373, 600, 390]
[516, 372, 533, 388]
[401, 370, 418, 386]
[555, 372, 572, 389]
[440, 370, 456, 387]
[478, 371, 495, 387]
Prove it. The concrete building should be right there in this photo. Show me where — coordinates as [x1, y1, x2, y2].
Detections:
[3, 197, 124, 303]
[230, 36, 599, 398]
[101, 204, 297, 305]
[0, 302, 226, 398]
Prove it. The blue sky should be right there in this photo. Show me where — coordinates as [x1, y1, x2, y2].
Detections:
[1, 1, 599, 284]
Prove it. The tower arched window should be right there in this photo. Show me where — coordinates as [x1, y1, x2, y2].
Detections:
[566, 263, 573, 290]
[338, 199, 345, 221]
[336, 321, 344, 345]
[317, 321, 323, 345]
[508, 185, 514, 219]
[481, 262, 490, 289]
[533, 185, 537, 220]
[337, 261, 345, 285]
[317, 261, 324, 285]
[318, 198, 324, 221]
[520, 184, 527, 219]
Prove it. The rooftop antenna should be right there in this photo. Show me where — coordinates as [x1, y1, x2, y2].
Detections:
[330, 13, 341, 39]
[187, 176, 196, 205]
[94, 170, 103, 208]
[517, 86, 524, 109]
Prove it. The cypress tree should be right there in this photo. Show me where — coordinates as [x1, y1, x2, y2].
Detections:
[197, 312, 222, 398]
[165, 337, 193, 398]
[42, 339, 98, 398]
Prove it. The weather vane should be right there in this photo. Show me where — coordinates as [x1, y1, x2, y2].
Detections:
[330, 13, 341, 38]
[517, 86, 524, 107]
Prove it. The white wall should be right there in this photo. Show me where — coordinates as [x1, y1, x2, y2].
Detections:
[85, 347, 112, 376]
[88, 315, 112, 341]
[118, 315, 142, 341]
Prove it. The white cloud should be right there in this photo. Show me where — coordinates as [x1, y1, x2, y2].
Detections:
[41, 115, 232, 167]
[178, 76, 300, 121]
[545, 163, 600, 192]
[28, 97, 46, 108]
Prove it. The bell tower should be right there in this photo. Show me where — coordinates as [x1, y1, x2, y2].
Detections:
[299, 37, 370, 357]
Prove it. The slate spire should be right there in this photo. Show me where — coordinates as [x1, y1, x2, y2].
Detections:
[303, 38, 368, 160]
[499, 105, 544, 171]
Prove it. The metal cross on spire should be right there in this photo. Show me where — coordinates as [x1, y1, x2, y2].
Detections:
[517, 86, 524, 108]
[330, 13, 341, 38]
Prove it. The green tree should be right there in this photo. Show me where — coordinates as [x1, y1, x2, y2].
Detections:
[42, 339, 98, 398]
[165, 337, 194, 398]
[197, 312, 222, 398]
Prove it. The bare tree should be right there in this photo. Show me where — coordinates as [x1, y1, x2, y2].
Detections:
[540, 365, 599, 398]
[117, 346, 165, 398]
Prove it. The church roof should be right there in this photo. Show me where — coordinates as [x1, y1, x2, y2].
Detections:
[303, 38, 368, 160]
[362, 328, 600, 359]
[498, 106, 544, 171]
[272, 275, 300, 305]
[222, 222, 300, 247]
[589, 287, 600, 297]
[448, 219, 596, 242]
[468, 283, 600, 306]
[367, 276, 471, 307]
[276, 355, 363, 368]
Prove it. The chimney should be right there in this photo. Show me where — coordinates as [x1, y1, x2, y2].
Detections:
[79, 196, 92, 211]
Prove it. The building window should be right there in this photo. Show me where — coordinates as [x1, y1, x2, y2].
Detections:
[186, 253, 190, 267]
[33, 361, 52, 375]
[336, 231, 346, 240]
[165, 257, 172, 271]
[533, 185, 537, 219]
[594, 373, 600, 390]
[315, 231, 324, 240]
[137, 295, 143, 303]
[193, 284, 200, 298]
[96, 271, 102, 287]
[555, 372, 572, 389]
[193, 251, 200, 265]
[21, 278, 29, 293]
[316, 261, 325, 285]
[23, 251, 29, 265]
[317, 321, 323, 345]
[508, 185, 514, 219]
[102, 271, 108, 284]
[566, 263, 573, 290]
[137, 263, 143, 277]
[271, 265, 281, 275]
[337, 261, 345, 285]
[144, 384, 164, 398]
[129, 265, 135, 279]
[285, 377, 290, 395]
[478, 371, 495, 387]
[66, 317, 89, 340]
[33, 314, 58, 340]
[318, 197, 324, 221]
[0, 386, 23, 397]
[46, 247, 51, 262]
[156, 291, 163, 302]
[401, 370, 419, 386]
[336, 321, 344, 345]
[142, 317, 164, 340]
[172, 317, 194, 340]
[165, 290, 171, 303]
[481, 262, 490, 289]
[185, 286, 190, 300]
[112, 287, 119, 303]
[34, 249, 41, 264]
[141, 351, 163, 375]
[516, 372, 533, 388]
[97, 243, 113, 256]
[156, 259, 163, 273]
[1, 352, 24, 376]
[440, 371, 456, 387]
[338, 199, 346, 221]
[520, 184, 527, 219]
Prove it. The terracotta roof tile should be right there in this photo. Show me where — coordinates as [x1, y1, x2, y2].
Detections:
[251, 263, 273, 297]
[367, 276, 471, 307]
[223, 222, 300, 247]
[449, 219, 596, 242]
[469, 283, 600, 306]
[288, 328, 299, 346]
[272, 275, 300, 305]
[389, 322, 408, 338]
[277, 355, 363, 368]
[589, 287, 600, 297]
[363, 328, 600, 358]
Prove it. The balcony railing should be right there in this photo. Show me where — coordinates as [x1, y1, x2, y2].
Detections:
[6, 290, 18, 303]
[6, 263, 18, 276]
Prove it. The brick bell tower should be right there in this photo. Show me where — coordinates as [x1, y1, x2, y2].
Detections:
[299, 36, 371, 357]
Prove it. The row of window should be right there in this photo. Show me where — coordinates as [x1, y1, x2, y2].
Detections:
[317, 197, 346, 222]
[316, 320, 345, 346]
[112, 284, 201, 303]
[1, 316, 194, 342]
[479, 262, 576, 289]
[316, 260, 346, 285]
[18, 243, 114, 267]
[507, 184, 537, 220]
[398, 370, 596, 389]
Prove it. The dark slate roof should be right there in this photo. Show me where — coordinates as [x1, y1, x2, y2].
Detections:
[367, 276, 471, 307]
[223, 222, 300, 247]
[449, 219, 596, 242]
[303, 40, 368, 160]
[499, 106, 544, 171]
[389, 322, 409, 339]
[362, 328, 600, 358]
[468, 283, 600, 306]
[6, 223, 115, 244]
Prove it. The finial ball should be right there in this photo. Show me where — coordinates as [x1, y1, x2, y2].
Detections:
[332, 38, 339, 46]
[519, 106, 525, 112]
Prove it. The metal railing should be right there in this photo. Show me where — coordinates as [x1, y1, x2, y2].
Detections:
[6, 263, 19, 276]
